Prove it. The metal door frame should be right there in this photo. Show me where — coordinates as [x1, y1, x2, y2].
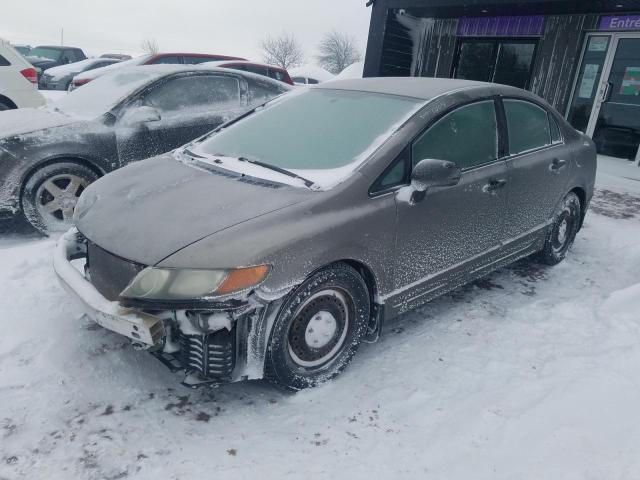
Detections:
[584, 32, 640, 139]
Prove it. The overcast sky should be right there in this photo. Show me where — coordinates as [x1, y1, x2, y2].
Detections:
[1, 0, 372, 64]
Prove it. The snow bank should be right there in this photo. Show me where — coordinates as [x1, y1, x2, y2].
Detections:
[601, 282, 640, 318]
[2, 167, 640, 479]
[333, 61, 364, 80]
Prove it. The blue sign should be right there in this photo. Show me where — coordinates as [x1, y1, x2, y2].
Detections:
[599, 15, 640, 30]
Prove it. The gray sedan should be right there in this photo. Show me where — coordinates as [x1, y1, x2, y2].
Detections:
[54, 78, 596, 390]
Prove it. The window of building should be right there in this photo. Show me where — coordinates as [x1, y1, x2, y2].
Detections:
[453, 39, 537, 89]
[412, 100, 498, 169]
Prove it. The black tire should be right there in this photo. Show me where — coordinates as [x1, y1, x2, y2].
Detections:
[537, 192, 581, 265]
[0, 100, 12, 111]
[21, 162, 99, 235]
[265, 263, 370, 391]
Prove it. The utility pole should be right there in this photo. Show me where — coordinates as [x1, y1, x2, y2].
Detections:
[60, 27, 64, 46]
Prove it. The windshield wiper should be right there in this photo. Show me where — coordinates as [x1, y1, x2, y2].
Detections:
[237, 157, 315, 188]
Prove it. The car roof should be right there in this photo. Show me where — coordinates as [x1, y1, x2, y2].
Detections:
[316, 77, 491, 100]
[203, 60, 284, 70]
[35, 45, 81, 50]
[91, 64, 292, 90]
[150, 52, 246, 60]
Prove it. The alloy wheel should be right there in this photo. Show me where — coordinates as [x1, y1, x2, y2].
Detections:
[35, 173, 89, 229]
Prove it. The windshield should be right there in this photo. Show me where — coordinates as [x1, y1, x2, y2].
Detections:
[14, 46, 30, 56]
[198, 89, 421, 185]
[29, 47, 62, 61]
[52, 68, 161, 118]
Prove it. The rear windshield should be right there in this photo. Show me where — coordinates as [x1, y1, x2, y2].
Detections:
[199, 89, 421, 171]
[29, 47, 62, 61]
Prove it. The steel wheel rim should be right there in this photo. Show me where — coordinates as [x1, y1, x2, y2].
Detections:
[552, 210, 575, 254]
[35, 173, 89, 229]
[287, 289, 351, 368]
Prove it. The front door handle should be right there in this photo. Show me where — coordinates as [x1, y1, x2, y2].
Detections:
[483, 178, 507, 193]
[550, 158, 567, 173]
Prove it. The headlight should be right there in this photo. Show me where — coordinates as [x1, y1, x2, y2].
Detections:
[120, 265, 270, 300]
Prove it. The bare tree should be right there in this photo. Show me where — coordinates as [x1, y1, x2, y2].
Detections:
[317, 31, 362, 74]
[140, 38, 159, 55]
[260, 33, 304, 69]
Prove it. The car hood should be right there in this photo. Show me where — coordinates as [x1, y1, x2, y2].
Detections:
[0, 108, 80, 139]
[76, 154, 312, 266]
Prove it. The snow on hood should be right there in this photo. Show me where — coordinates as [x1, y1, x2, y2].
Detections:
[72, 54, 150, 82]
[44, 58, 100, 77]
[0, 107, 79, 139]
[75, 154, 311, 266]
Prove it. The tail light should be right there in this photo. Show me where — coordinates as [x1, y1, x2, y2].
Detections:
[73, 78, 91, 88]
[20, 67, 38, 85]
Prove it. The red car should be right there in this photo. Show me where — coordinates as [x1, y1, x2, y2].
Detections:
[205, 60, 294, 85]
[70, 52, 246, 89]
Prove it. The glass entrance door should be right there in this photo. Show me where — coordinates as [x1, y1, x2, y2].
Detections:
[567, 33, 640, 160]
[592, 37, 640, 159]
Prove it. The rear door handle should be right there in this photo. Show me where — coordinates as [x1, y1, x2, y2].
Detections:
[483, 178, 507, 193]
[550, 158, 567, 173]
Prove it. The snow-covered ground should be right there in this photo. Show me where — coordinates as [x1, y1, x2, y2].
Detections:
[1, 157, 640, 479]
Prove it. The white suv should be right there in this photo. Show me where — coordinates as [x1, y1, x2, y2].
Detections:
[0, 38, 45, 110]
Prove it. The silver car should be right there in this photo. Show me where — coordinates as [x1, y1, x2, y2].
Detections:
[54, 78, 596, 390]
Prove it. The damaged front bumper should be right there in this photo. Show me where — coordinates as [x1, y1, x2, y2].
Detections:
[53, 228, 283, 387]
[53, 228, 165, 346]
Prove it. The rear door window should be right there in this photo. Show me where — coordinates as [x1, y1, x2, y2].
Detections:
[142, 75, 241, 113]
[248, 79, 283, 102]
[184, 56, 212, 65]
[0, 55, 10, 66]
[412, 100, 498, 169]
[245, 64, 269, 77]
[268, 68, 285, 81]
[549, 114, 562, 143]
[150, 56, 183, 65]
[504, 99, 552, 155]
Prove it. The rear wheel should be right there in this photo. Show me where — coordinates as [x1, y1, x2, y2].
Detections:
[537, 191, 581, 265]
[265, 263, 370, 391]
[0, 100, 12, 111]
[21, 162, 99, 234]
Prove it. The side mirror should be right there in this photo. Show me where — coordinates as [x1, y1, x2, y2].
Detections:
[120, 106, 161, 126]
[411, 158, 461, 193]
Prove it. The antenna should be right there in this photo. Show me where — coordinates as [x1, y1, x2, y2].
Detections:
[60, 27, 64, 46]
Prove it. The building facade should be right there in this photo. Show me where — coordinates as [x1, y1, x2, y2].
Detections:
[364, 0, 640, 161]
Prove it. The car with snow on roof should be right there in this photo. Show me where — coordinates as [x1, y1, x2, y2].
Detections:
[0, 64, 289, 232]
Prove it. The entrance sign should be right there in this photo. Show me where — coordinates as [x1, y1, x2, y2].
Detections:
[599, 15, 640, 30]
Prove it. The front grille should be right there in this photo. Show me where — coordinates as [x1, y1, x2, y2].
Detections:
[87, 242, 145, 301]
[179, 328, 235, 380]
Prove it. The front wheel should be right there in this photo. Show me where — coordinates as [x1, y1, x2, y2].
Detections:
[537, 191, 581, 265]
[265, 263, 370, 391]
[21, 162, 99, 235]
